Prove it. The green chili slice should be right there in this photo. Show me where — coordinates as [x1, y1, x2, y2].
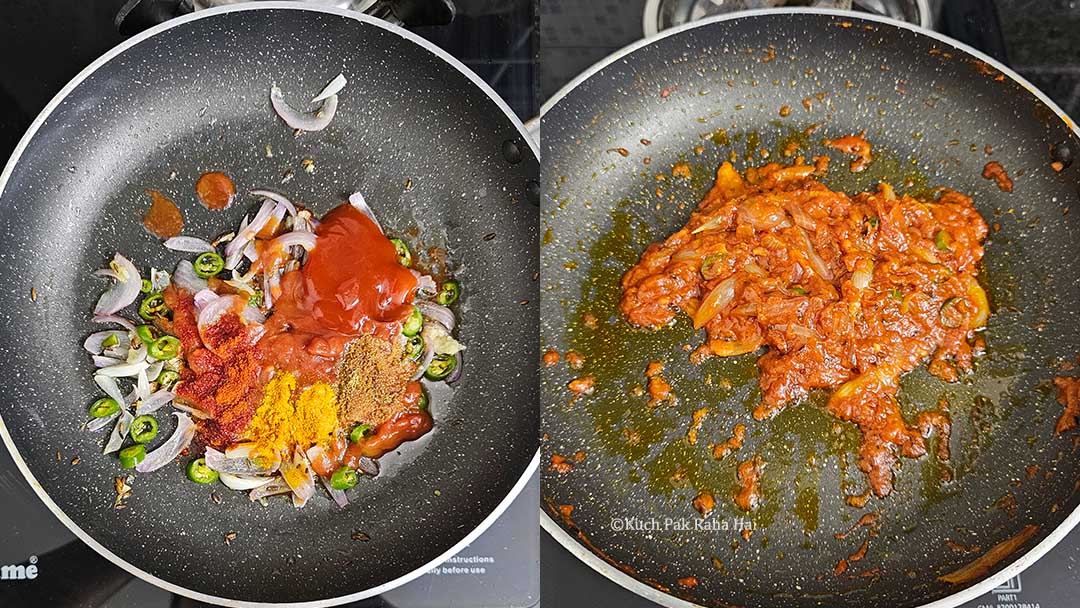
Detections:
[89, 397, 120, 418]
[700, 254, 726, 280]
[934, 230, 952, 252]
[186, 457, 219, 484]
[891, 288, 904, 301]
[790, 286, 808, 296]
[141, 279, 153, 294]
[330, 467, 359, 490]
[389, 238, 412, 267]
[157, 370, 180, 389]
[425, 353, 457, 381]
[404, 335, 425, 362]
[866, 217, 880, 228]
[349, 423, 373, 443]
[148, 335, 180, 360]
[135, 325, 158, 344]
[193, 252, 225, 278]
[435, 279, 461, 306]
[247, 289, 263, 308]
[130, 415, 158, 443]
[101, 334, 120, 349]
[138, 293, 169, 321]
[417, 388, 429, 411]
[119, 444, 146, 469]
[402, 306, 423, 337]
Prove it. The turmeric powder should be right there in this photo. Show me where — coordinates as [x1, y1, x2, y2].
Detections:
[245, 371, 340, 457]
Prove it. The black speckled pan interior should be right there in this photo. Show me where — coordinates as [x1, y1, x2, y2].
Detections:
[0, 5, 538, 606]
[541, 10, 1080, 608]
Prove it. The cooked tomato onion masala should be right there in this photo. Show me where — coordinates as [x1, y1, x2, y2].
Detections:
[621, 158, 989, 498]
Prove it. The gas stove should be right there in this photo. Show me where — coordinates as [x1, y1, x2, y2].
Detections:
[0, 2, 537, 607]
[538, 1, 1080, 607]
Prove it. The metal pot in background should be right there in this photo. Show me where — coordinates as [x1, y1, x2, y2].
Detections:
[642, 0, 933, 36]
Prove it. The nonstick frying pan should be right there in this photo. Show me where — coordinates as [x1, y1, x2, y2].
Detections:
[0, 4, 538, 606]
[541, 9, 1080, 608]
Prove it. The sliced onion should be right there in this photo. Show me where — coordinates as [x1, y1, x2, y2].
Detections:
[784, 201, 817, 231]
[83, 330, 129, 355]
[86, 411, 118, 432]
[136, 390, 174, 415]
[272, 231, 317, 252]
[93, 268, 119, 281]
[693, 277, 737, 329]
[270, 85, 338, 132]
[319, 475, 349, 509]
[136, 369, 151, 400]
[96, 360, 149, 378]
[193, 288, 220, 311]
[356, 457, 379, 477]
[93, 314, 137, 332]
[150, 268, 171, 292]
[852, 267, 873, 291]
[413, 272, 437, 296]
[797, 226, 833, 281]
[250, 189, 298, 217]
[93, 254, 141, 316]
[136, 413, 195, 472]
[197, 295, 241, 341]
[126, 343, 147, 364]
[410, 334, 436, 381]
[92, 355, 122, 368]
[220, 472, 275, 491]
[243, 241, 258, 264]
[103, 409, 134, 454]
[249, 477, 292, 501]
[173, 260, 208, 293]
[417, 301, 456, 332]
[348, 192, 383, 233]
[280, 448, 316, 507]
[171, 401, 212, 420]
[94, 375, 125, 404]
[446, 351, 463, 385]
[163, 236, 215, 253]
[311, 73, 347, 103]
[205, 446, 280, 475]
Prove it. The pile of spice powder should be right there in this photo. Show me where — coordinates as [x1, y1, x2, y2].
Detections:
[245, 371, 339, 458]
[336, 334, 414, 426]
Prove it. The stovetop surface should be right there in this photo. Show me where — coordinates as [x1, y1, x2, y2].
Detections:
[538, 0, 1080, 607]
[0, 1, 537, 607]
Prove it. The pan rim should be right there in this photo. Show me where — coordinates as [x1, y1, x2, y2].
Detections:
[0, 2, 539, 607]
[538, 7, 1080, 608]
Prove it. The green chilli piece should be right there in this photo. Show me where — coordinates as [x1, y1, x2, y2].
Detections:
[186, 457, 219, 484]
[790, 286, 808, 296]
[417, 388, 429, 411]
[435, 279, 461, 306]
[404, 335, 425, 362]
[157, 370, 180, 389]
[248, 289, 263, 308]
[101, 334, 120, 349]
[130, 415, 158, 444]
[389, 238, 412, 267]
[135, 325, 158, 344]
[402, 306, 423, 337]
[700, 254, 725, 280]
[330, 467, 359, 490]
[425, 353, 457, 381]
[148, 335, 181, 360]
[934, 230, 953, 252]
[89, 397, 120, 418]
[866, 217, 880, 228]
[193, 252, 225, 278]
[138, 293, 169, 321]
[891, 288, 904, 301]
[140, 279, 153, 294]
[349, 423, 373, 443]
[118, 444, 146, 469]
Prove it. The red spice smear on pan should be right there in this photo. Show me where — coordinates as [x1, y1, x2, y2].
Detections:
[982, 161, 1013, 192]
[195, 172, 236, 210]
[1053, 375, 1080, 435]
[258, 203, 418, 384]
[166, 286, 264, 447]
[142, 190, 184, 238]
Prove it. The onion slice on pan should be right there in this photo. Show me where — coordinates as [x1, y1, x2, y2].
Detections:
[171, 401, 212, 420]
[86, 411, 118, 432]
[136, 413, 195, 473]
[103, 410, 134, 454]
[249, 477, 292, 501]
[94, 375, 126, 405]
[417, 301, 456, 332]
[204, 446, 280, 475]
[348, 192, 382, 233]
[219, 472, 275, 491]
[319, 475, 349, 509]
[311, 73, 347, 103]
[136, 390, 174, 415]
[96, 360, 149, 378]
[163, 236, 215, 253]
[92, 314, 137, 331]
[250, 189, 297, 217]
[271, 231, 317, 252]
[270, 85, 338, 132]
[93, 253, 141, 316]
[173, 260, 208, 293]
